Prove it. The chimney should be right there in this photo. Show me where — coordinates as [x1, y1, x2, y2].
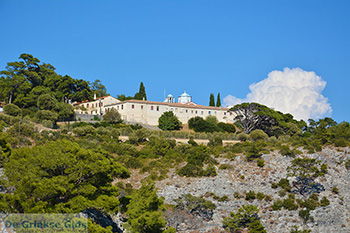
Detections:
[94, 93, 97, 100]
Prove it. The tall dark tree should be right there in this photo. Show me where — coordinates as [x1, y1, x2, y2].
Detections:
[216, 93, 221, 107]
[134, 82, 147, 100]
[209, 93, 215, 106]
[90, 79, 107, 97]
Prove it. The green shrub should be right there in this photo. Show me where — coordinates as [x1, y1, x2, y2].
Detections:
[36, 110, 59, 122]
[177, 163, 204, 177]
[219, 164, 233, 170]
[299, 196, 319, 210]
[278, 190, 287, 197]
[7, 122, 36, 137]
[237, 133, 249, 141]
[256, 192, 265, 201]
[250, 129, 268, 141]
[279, 145, 296, 157]
[288, 158, 326, 179]
[290, 226, 311, 233]
[208, 136, 223, 147]
[264, 195, 272, 202]
[245, 143, 264, 161]
[128, 129, 148, 144]
[188, 137, 198, 146]
[217, 122, 236, 133]
[72, 125, 96, 137]
[103, 108, 122, 123]
[233, 192, 243, 199]
[271, 200, 283, 210]
[202, 165, 217, 177]
[175, 194, 216, 220]
[158, 111, 182, 131]
[333, 138, 348, 147]
[257, 158, 265, 167]
[320, 197, 330, 207]
[245, 191, 256, 201]
[37, 94, 58, 110]
[277, 178, 292, 192]
[125, 184, 169, 233]
[3, 104, 22, 116]
[223, 205, 266, 233]
[345, 159, 350, 170]
[332, 186, 339, 194]
[299, 209, 313, 223]
[282, 198, 298, 210]
[41, 120, 54, 128]
[217, 195, 229, 202]
[188, 116, 220, 132]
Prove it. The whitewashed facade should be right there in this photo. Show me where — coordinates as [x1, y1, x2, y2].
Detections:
[104, 99, 236, 126]
[73, 95, 120, 115]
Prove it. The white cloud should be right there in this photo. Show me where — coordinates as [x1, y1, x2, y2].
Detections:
[224, 68, 332, 121]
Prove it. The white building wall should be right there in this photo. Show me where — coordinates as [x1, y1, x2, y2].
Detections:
[74, 96, 120, 115]
[104, 101, 236, 126]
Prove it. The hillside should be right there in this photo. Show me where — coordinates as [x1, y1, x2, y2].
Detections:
[1, 55, 350, 233]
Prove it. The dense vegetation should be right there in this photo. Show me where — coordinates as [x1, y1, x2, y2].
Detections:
[0, 55, 349, 232]
[231, 102, 306, 136]
[158, 111, 182, 131]
[0, 54, 109, 127]
[188, 116, 236, 133]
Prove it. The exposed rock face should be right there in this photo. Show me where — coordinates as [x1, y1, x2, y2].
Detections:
[156, 147, 350, 233]
[81, 208, 124, 233]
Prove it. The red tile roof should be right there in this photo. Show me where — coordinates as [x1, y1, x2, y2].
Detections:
[112, 99, 229, 111]
[73, 96, 113, 105]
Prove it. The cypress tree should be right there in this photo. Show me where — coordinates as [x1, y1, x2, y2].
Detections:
[209, 93, 215, 106]
[216, 93, 221, 107]
[134, 82, 147, 100]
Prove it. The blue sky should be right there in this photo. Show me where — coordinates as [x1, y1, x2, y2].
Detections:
[1, 0, 349, 122]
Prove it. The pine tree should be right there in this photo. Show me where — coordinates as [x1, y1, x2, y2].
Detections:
[209, 93, 215, 106]
[134, 82, 147, 100]
[216, 93, 221, 107]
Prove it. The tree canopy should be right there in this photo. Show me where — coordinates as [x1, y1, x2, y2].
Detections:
[209, 93, 215, 106]
[216, 93, 221, 107]
[158, 111, 182, 131]
[134, 82, 147, 100]
[231, 102, 306, 136]
[0, 54, 105, 121]
[0, 140, 129, 213]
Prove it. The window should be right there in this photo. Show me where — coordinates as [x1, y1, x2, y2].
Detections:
[208, 111, 211, 115]
[195, 110, 198, 114]
[186, 110, 188, 113]
[201, 111, 203, 115]
[132, 104, 135, 109]
[151, 106, 154, 110]
[121, 105, 124, 110]
[87, 104, 89, 108]
[141, 105, 144, 109]
[224, 112, 226, 115]
[156, 106, 159, 111]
